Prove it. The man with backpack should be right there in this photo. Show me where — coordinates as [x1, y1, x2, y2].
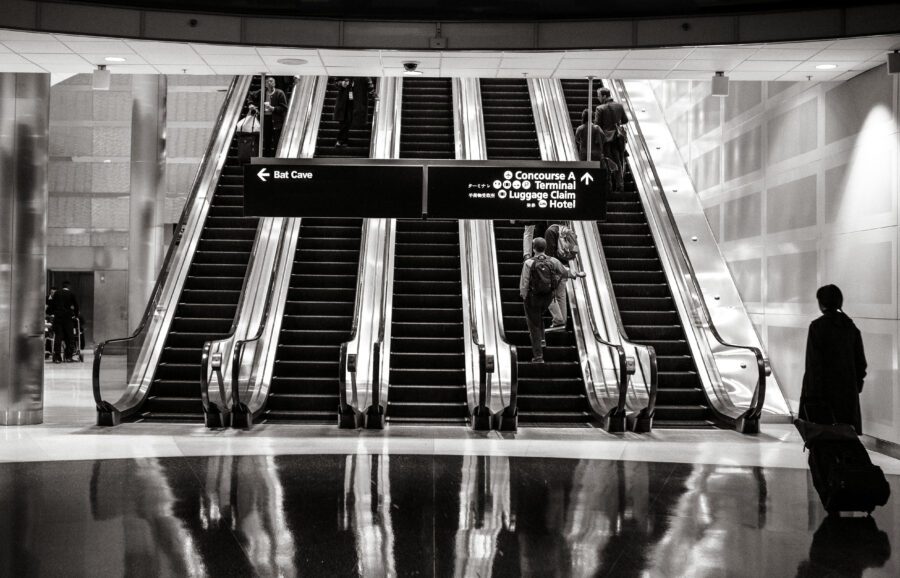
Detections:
[519, 237, 585, 363]
[544, 223, 579, 332]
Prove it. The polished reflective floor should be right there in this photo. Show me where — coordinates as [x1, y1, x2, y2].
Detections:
[1, 453, 897, 577]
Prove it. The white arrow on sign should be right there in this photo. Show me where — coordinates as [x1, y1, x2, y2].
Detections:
[257, 168, 270, 182]
[580, 172, 594, 185]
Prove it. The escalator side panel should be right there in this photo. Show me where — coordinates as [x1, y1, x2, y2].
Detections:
[482, 78, 591, 425]
[561, 79, 713, 428]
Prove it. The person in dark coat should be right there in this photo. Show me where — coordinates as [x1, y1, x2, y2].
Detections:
[333, 77, 376, 147]
[49, 280, 79, 363]
[574, 108, 603, 162]
[799, 285, 867, 433]
[250, 77, 288, 156]
[594, 87, 629, 191]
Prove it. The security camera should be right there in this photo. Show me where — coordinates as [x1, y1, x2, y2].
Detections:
[402, 61, 419, 72]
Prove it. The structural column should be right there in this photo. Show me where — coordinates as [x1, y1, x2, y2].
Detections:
[128, 75, 167, 332]
[0, 73, 50, 426]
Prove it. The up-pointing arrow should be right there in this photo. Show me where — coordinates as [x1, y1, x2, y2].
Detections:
[580, 172, 594, 185]
[257, 168, 270, 182]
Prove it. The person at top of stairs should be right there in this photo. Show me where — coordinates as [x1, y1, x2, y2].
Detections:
[519, 237, 585, 364]
[594, 87, 629, 192]
[333, 77, 376, 148]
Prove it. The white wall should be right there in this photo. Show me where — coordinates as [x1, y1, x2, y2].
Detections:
[652, 67, 900, 444]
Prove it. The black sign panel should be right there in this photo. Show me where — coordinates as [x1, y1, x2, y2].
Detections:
[427, 165, 607, 220]
[243, 163, 423, 218]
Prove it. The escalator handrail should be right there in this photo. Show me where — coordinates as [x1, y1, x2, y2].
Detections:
[610, 79, 767, 421]
[370, 218, 394, 409]
[462, 219, 489, 413]
[338, 217, 372, 414]
[485, 221, 519, 411]
[590, 221, 659, 416]
[93, 75, 249, 412]
[228, 218, 291, 412]
[198, 77, 302, 418]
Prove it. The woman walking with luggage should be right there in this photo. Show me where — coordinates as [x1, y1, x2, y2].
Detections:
[799, 284, 868, 433]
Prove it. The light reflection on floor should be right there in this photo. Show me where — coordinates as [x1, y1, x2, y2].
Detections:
[0, 453, 897, 577]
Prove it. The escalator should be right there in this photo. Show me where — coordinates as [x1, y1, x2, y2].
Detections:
[131, 77, 277, 422]
[481, 78, 592, 425]
[561, 79, 713, 428]
[385, 78, 467, 424]
[260, 78, 373, 422]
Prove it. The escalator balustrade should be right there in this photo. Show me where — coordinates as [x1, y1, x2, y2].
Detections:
[262, 77, 374, 422]
[133, 77, 287, 422]
[481, 78, 592, 425]
[561, 79, 714, 428]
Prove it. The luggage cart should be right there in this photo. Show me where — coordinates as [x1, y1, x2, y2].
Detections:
[71, 317, 85, 362]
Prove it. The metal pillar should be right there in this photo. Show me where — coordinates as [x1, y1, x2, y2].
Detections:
[127, 75, 167, 333]
[0, 73, 50, 426]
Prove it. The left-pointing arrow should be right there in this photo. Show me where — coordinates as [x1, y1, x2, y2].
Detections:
[257, 168, 270, 182]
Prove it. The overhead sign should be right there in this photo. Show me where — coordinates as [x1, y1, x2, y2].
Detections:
[243, 159, 607, 220]
[243, 162, 423, 218]
[427, 165, 607, 220]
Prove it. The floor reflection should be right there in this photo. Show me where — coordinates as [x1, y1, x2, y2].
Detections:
[0, 454, 897, 576]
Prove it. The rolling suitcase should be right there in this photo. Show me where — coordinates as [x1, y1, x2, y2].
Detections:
[795, 404, 890, 514]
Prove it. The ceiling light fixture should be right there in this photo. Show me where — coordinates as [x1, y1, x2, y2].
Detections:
[815, 64, 837, 70]
[711, 71, 729, 97]
[276, 58, 308, 66]
[104, 57, 126, 63]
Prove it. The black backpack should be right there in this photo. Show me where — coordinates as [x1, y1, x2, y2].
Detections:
[530, 255, 559, 296]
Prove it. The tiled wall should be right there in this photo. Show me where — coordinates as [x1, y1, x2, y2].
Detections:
[651, 66, 900, 444]
[47, 74, 230, 343]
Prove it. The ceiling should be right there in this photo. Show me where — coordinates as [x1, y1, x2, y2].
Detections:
[1, 28, 898, 82]
[54, 0, 896, 21]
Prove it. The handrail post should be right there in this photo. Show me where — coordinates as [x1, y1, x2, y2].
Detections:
[364, 343, 385, 429]
[200, 341, 231, 428]
[631, 346, 658, 433]
[471, 346, 492, 431]
[496, 348, 518, 431]
[338, 343, 362, 428]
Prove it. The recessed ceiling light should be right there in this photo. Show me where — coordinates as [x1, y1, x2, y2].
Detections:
[276, 58, 308, 66]
[104, 57, 126, 63]
[815, 64, 837, 70]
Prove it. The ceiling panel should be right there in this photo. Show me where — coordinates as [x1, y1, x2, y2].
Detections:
[59, 40, 135, 54]
[24, 53, 91, 65]
[778, 70, 842, 82]
[191, 43, 259, 55]
[201, 54, 264, 66]
[441, 57, 501, 68]
[153, 64, 215, 75]
[828, 36, 900, 50]
[808, 49, 884, 61]
[2, 40, 72, 54]
[749, 48, 822, 60]
[0, 27, 893, 83]
[626, 48, 695, 60]
[616, 59, 678, 70]
[734, 60, 802, 71]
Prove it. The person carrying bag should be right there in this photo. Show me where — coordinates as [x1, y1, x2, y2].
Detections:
[236, 109, 260, 164]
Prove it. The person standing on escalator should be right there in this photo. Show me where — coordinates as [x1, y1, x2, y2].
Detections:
[594, 87, 629, 192]
[334, 77, 376, 148]
[249, 77, 288, 156]
[575, 108, 604, 162]
[520, 238, 585, 363]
